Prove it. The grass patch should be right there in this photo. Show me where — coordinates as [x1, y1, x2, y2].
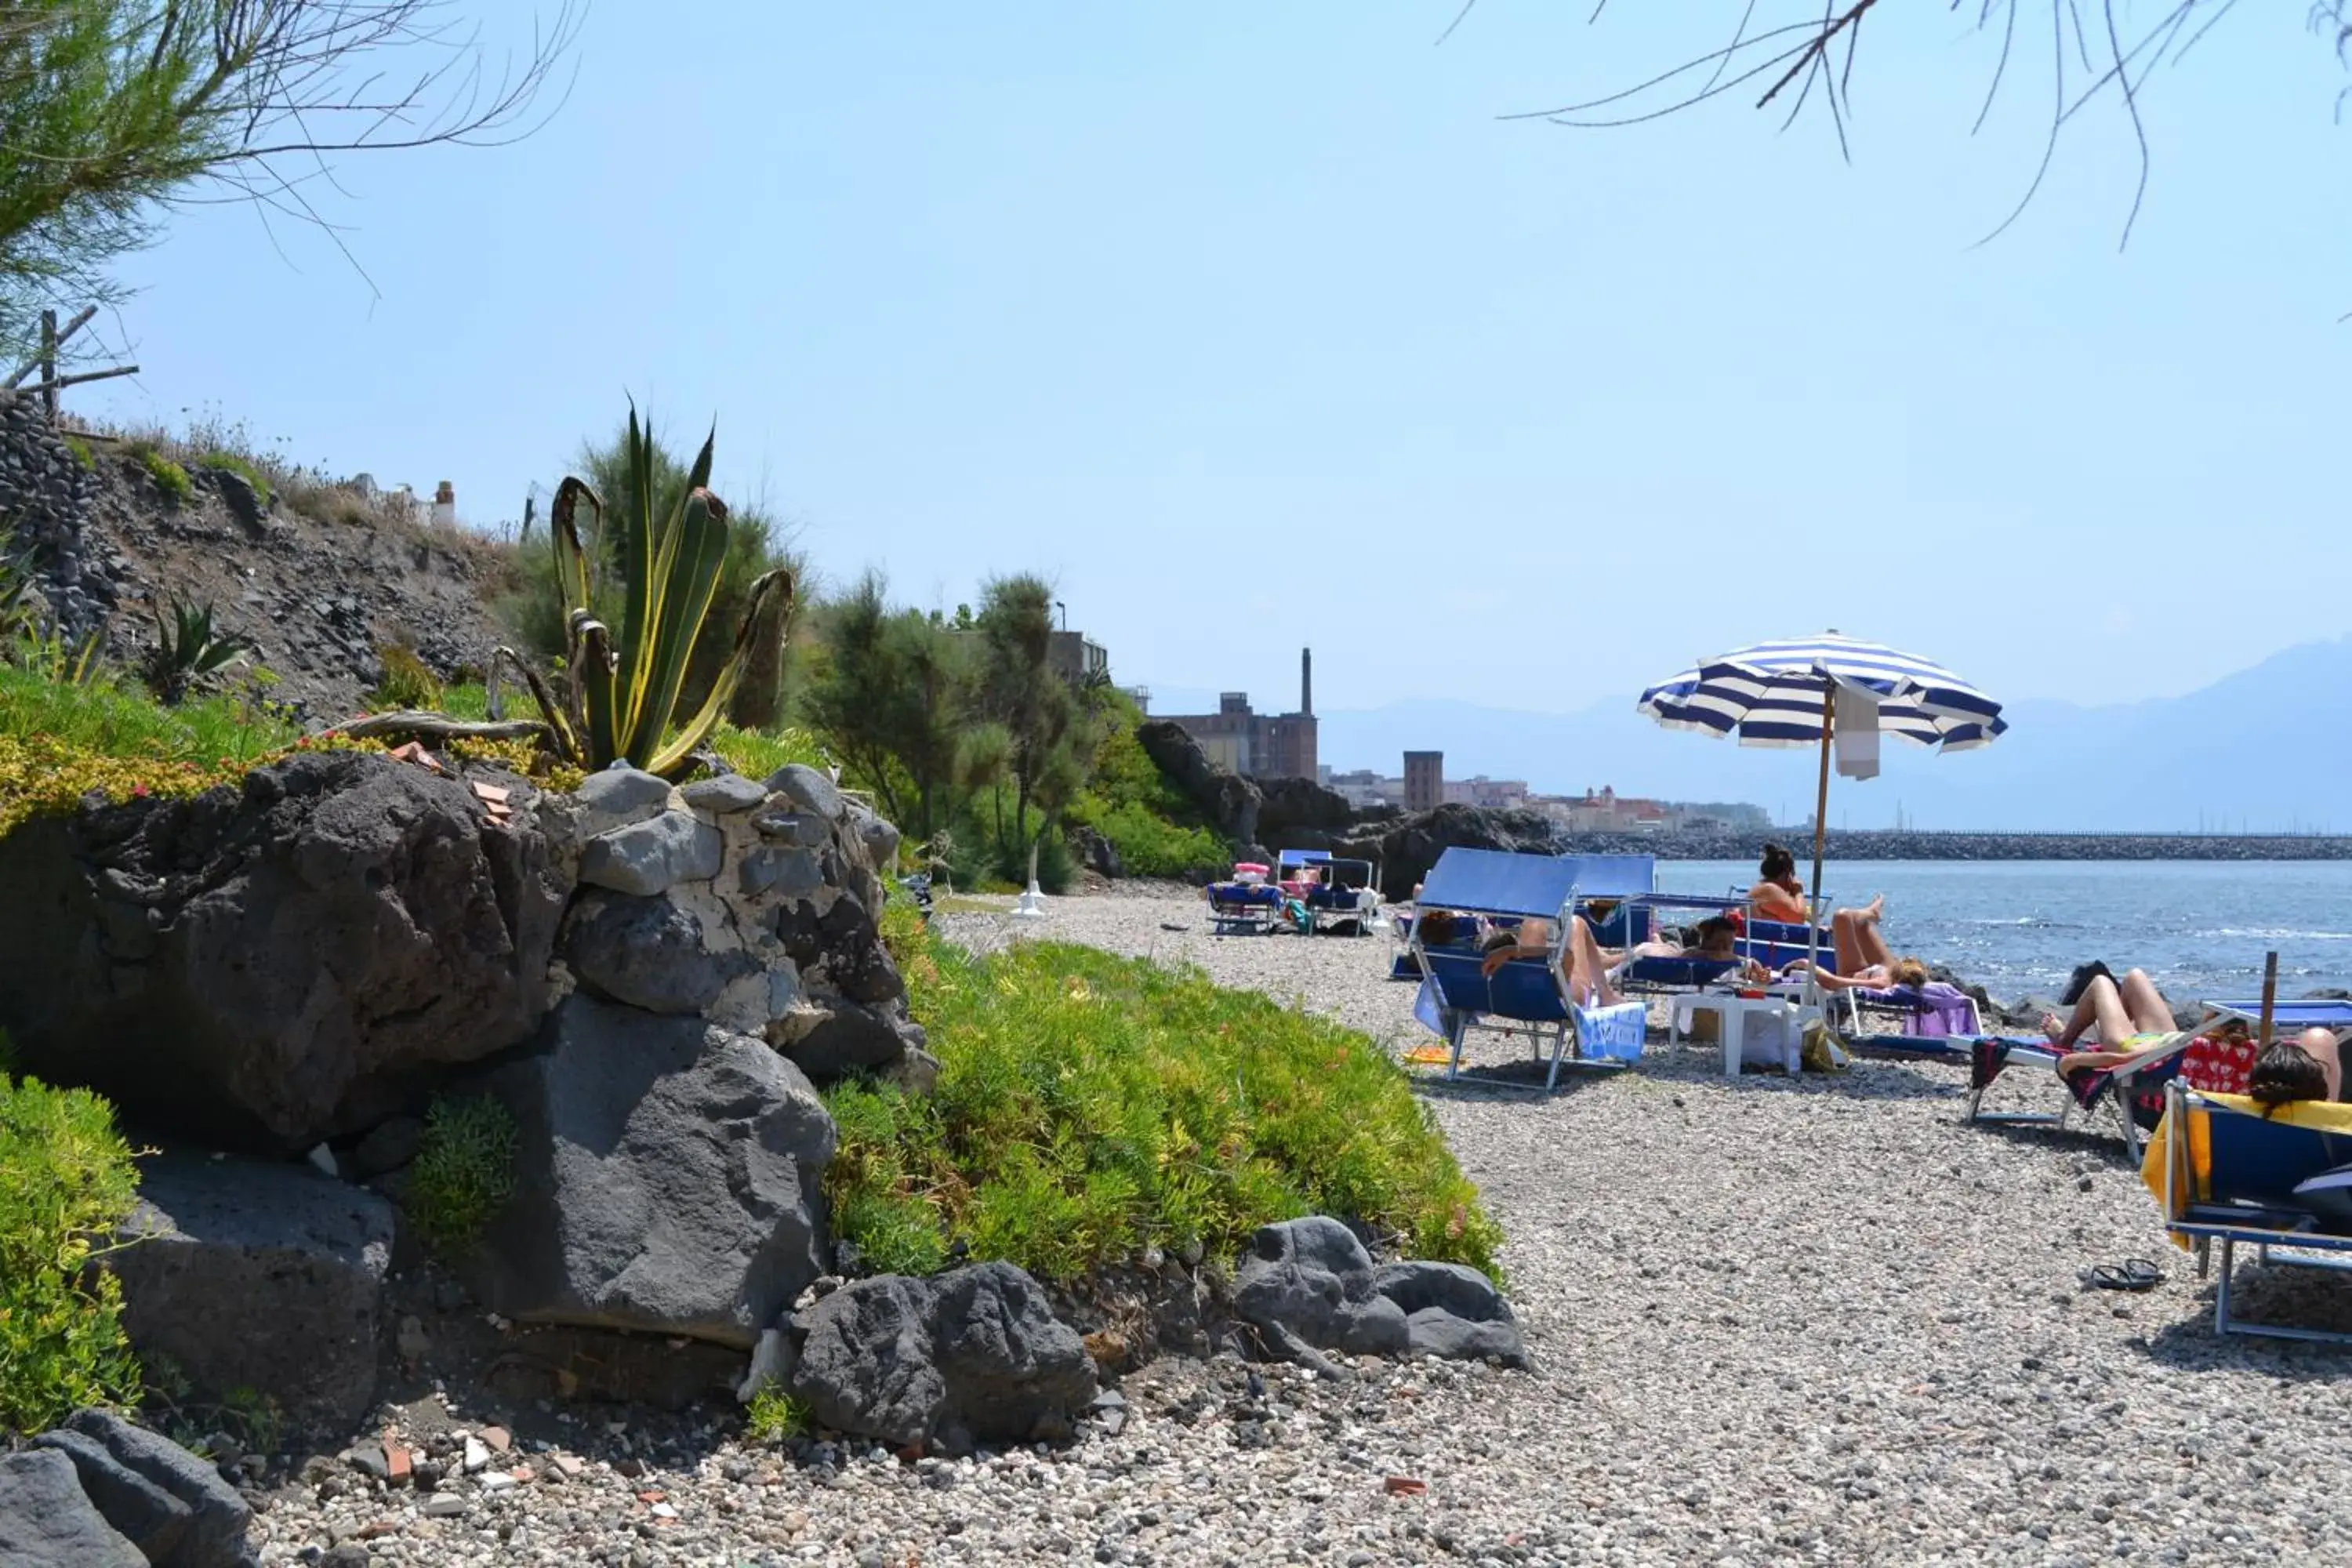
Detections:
[133, 447, 194, 507]
[0, 663, 305, 834]
[743, 1383, 813, 1444]
[62, 434, 95, 471]
[708, 721, 829, 781]
[824, 935, 1502, 1287]
[370, 644, 443, 711]
[0, 1071, 143, 1435]
[404, 1095, 518, 1256]
[194, 450, 273, 505]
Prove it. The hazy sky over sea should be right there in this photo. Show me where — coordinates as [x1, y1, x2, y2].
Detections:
[83, 3, 2349, 714]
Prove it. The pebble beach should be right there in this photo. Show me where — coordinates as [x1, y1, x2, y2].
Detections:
[249, 884, 2352, 1567]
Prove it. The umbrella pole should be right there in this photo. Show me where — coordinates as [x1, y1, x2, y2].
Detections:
[1809, 685, 1834, 914]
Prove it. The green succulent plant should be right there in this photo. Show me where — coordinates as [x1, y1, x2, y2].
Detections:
[143, 597, 252, 705]
[503, 407, 790, 779]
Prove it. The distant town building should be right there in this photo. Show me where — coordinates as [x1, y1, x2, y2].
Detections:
[1403, 751, 1443, 813]
[1047, 630, 1108, 686]
[1159, 649, 1319, 781]
[1443, 775, 1530, 810]
[1323, 767, 1398, 811]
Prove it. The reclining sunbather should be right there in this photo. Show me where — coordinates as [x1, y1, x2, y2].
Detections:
[1777, 897, 1931, 993]
[1479, 914, 1766, 996]
[2039, 967, 2343, 1101]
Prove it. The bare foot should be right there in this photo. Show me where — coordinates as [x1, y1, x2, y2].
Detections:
[1862, 894, 1886, 923]
[2041, 1011, 2067, 1044]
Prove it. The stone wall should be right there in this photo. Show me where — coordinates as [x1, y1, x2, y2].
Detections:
[557, 760, 927, 1086]
[0, 389, 114, 644]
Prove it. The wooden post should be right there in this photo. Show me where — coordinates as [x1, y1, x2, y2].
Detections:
[2258, 950, 2279, 1050]
[1809, 684, 1835, 912]
[38, 310, 56, 419]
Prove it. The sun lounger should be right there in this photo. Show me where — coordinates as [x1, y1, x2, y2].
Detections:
[2142, 1083, 2352, 1345]
[1204, 879, 1283, 934]
[1277, 850, 1381, 935]
[1973, 999, 2352, 1159]
[1828, 982, 1985, 1062]
[1404, 848, 1654, 1090]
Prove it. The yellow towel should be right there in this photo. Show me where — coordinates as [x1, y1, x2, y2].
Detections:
[2140, 1093, 2352, 1250]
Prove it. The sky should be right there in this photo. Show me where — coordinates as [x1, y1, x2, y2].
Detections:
[79, 2, 2352, 722]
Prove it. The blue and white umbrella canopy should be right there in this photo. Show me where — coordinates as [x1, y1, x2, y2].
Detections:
[1638, 632, 2006, 752]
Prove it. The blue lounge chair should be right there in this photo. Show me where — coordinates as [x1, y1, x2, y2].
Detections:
[1828, 983, 1985, 1063]
[1276, 849, 1381, 935]
[1205, 879, 1283, 935]
[2154, 1083, 2352, 1345]
[1403, 848, 1653, 1091]
[1976, 999, 2352, 1160]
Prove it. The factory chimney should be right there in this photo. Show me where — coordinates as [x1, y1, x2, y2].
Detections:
[1301, 647, 1312, 717]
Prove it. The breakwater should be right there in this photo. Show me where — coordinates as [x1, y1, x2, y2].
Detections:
[1554, 829, 2352, 862]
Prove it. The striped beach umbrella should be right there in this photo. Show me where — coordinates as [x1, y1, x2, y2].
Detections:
[1637, 631, 2006, 903]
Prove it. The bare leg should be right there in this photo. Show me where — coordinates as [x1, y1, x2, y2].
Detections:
[2043, 975, 2136, 1051]
[1566, 917, 1624, 1008]
[2296, 1027, 2343, 1101]
[1831, 911, 1867, 976]
[2116, 970, 2173, 1035]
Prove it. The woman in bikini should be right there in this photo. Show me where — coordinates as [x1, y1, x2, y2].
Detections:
[2042, 969, 2343, 1099]
[1778, 896, 1933, 993]
[1748, 844, 1809, 924]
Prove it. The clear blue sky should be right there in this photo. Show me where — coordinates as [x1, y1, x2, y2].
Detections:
[82, 2, 2350, 719]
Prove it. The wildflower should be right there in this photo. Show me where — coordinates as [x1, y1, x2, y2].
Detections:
[131, 786, 148, 797]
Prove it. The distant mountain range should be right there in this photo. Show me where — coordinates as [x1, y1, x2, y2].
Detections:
[1298, 638, 2352, 834]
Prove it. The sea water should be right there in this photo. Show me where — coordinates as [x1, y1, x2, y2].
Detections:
[1658, 859, 2352, 1004]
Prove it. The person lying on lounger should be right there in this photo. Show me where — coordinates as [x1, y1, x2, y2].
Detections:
[1775, 896, 1932, 993]
[2041, 968, 2343, 1101]
[1479, 914, 1767, 992]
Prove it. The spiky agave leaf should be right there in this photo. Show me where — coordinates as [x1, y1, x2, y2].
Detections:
[645, 566, 793, 778]
[621, 485, 731, 769]
[550, 477, 601, 620]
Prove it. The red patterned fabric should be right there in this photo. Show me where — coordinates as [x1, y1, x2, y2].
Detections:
[2180, 1034, 2256, 1095]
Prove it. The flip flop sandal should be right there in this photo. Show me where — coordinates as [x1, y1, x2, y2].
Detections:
[2081, 1259, 2165, 1292]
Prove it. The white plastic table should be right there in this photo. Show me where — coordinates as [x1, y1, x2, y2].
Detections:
[1670, 992, 1804, 1079]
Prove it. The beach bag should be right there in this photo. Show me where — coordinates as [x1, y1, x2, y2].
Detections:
[1800, 1020, 1850, 1074]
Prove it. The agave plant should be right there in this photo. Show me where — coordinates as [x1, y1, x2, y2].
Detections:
[504, 408, 791, 780]
[144, 597, 253, 705]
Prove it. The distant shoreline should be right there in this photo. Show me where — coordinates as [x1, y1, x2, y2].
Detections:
[1552, 830, 2352, 862]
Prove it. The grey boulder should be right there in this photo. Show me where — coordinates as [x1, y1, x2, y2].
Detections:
[0, 750, 572, 1151]
[765, 763, 842, 822]
[681, 772, 769, 815]
[109, 1150, 396, 1434]
[34, 1409, 252, 1568]
[577, 810, 722, 897]
[464, 993, 837, 1348]
[563, 888, 748, 1016]
[572, 766, 673, 836]
[789, 1262, 1097, 1454]
[1234, 1218, 1528, 1370]
[0, 1449, 145, 1568]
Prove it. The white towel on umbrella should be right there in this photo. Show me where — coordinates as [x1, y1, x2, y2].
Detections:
[1834, 684, 1881, 781]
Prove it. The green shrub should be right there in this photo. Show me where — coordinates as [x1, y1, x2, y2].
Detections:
[1063, 719, 1228, 879]
[824, 935, 1503, 1287]
[62, 434, 95, 470]
[370, 644, 443, 711]
[0, 662, 310, 835]
[136, 448, 194, 507]
[405, 1095, 517, 1254]
[1065, 793, 1227, 880]
[743, 1383, 812, 1443]
[0, 1072, 143, 1435]
[195, 450, 272, 505]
